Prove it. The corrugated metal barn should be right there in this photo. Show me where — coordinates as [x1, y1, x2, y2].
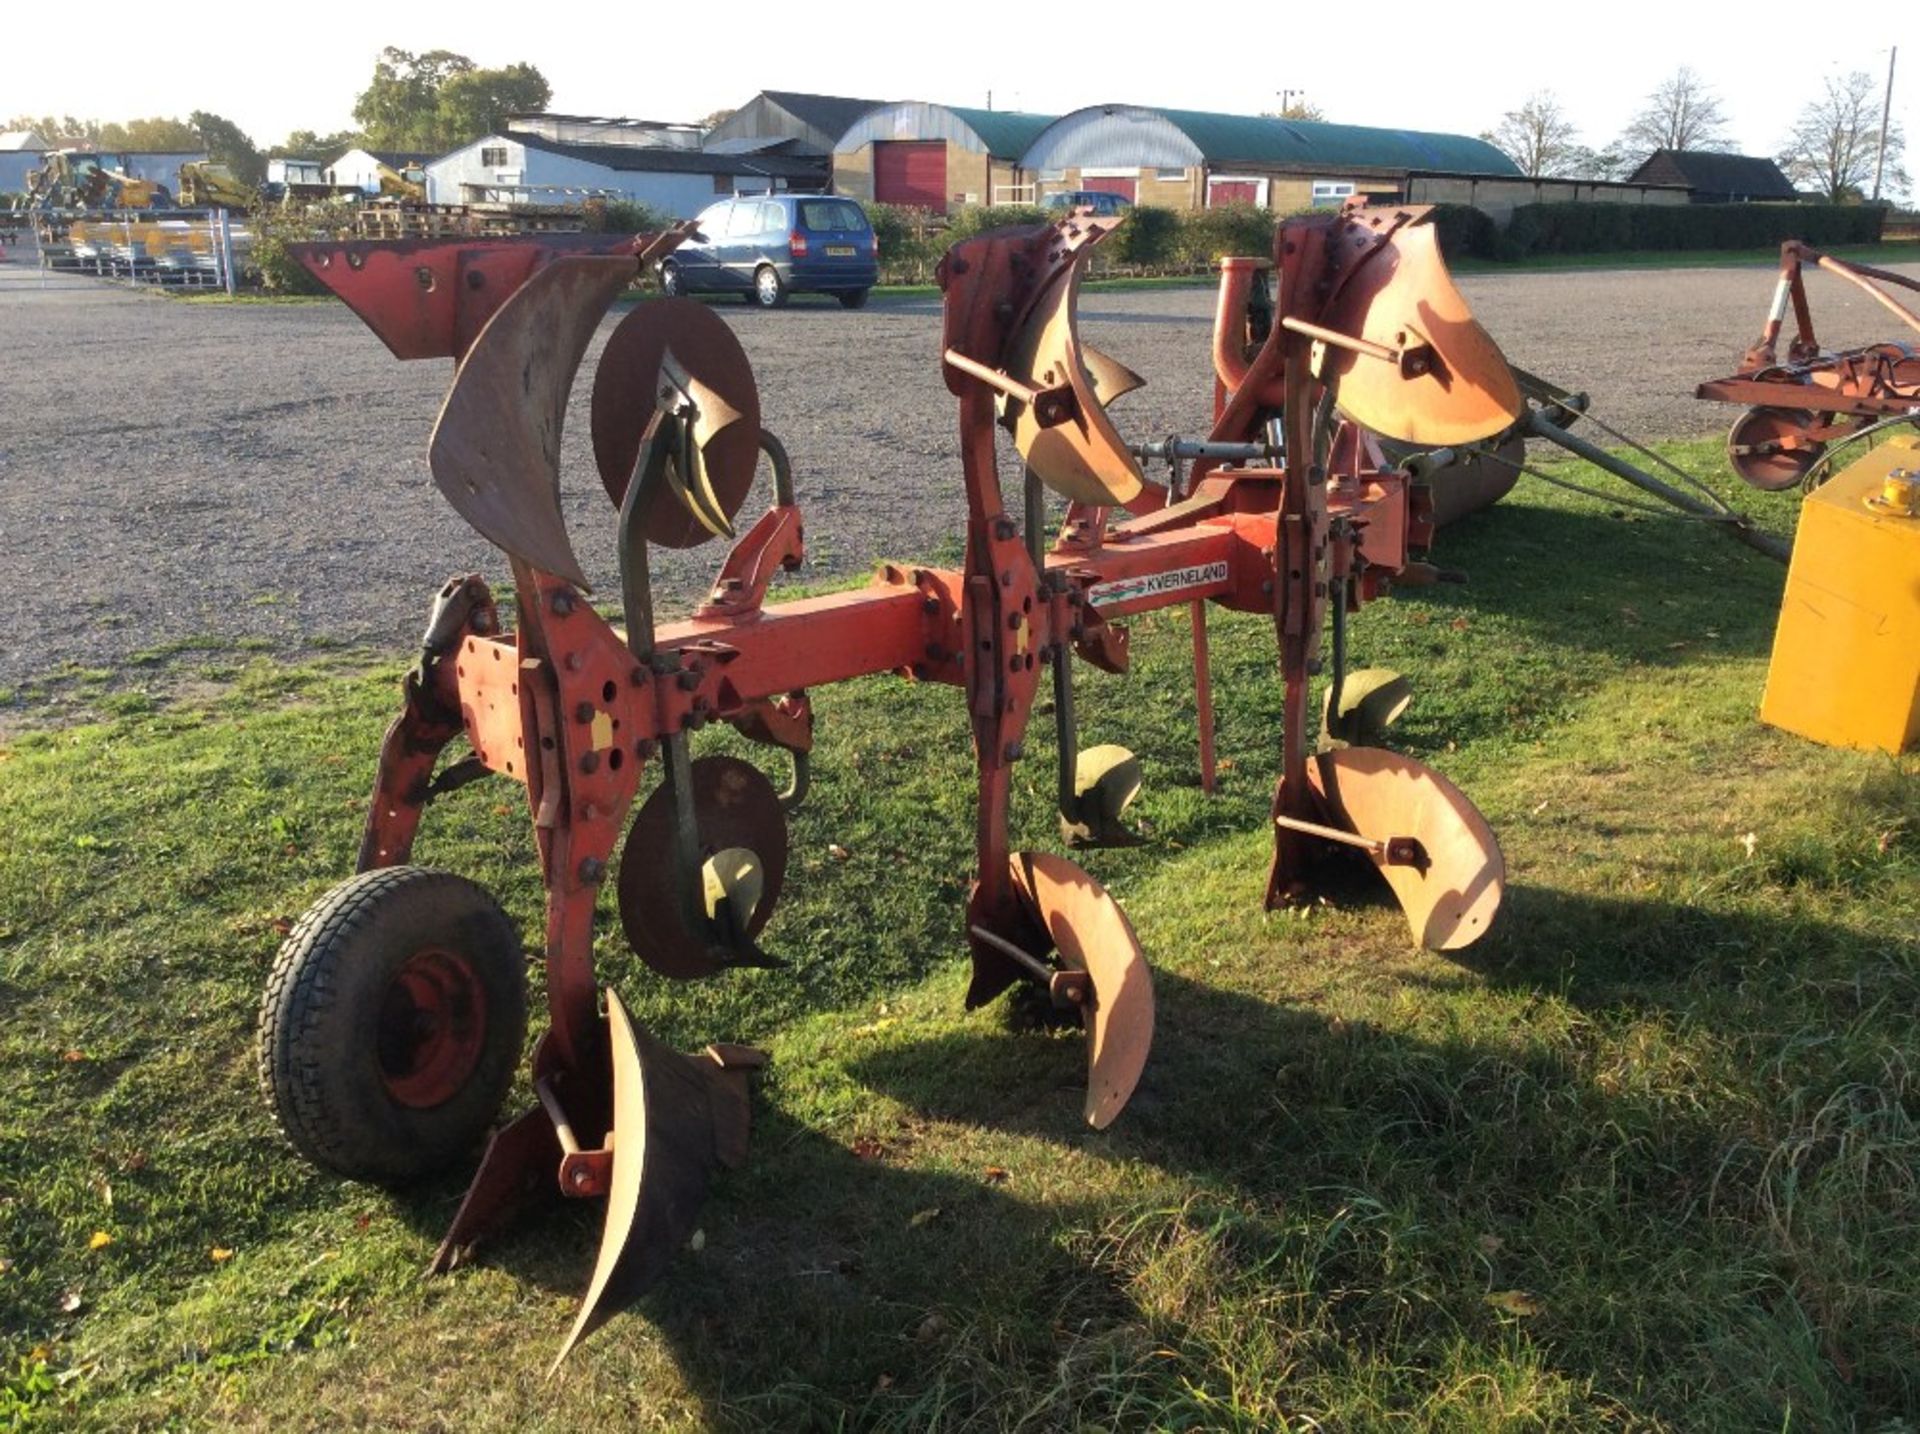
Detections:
[706, 91, 884, 157]
[426, 133, 826, 215]
[1020, 105, 1522, 211]
[834, 104, 1058, 209]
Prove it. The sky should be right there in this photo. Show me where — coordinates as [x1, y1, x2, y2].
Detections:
[5, 0, 1910, 192]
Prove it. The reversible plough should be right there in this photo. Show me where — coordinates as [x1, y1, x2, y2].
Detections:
[258, 206, 1523, 1367]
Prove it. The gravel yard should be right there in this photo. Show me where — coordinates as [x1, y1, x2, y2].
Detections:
[1, 245, 1913, 700]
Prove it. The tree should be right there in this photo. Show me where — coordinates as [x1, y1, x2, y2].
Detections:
[351, 47, 551, 152]
[1484, 92, 1585, 177]
[1618, 66, 1731, 164]
[273, 129, 364, 161]
[1777, 70, 1908, 202]
[191, 111, 264, 184]
[437, 64, 552, 144]
[1271, 99, 1326, 122]
[697, 107, 738, 131]
[5, 115, 102, 146]
[98, 117, 202, 150]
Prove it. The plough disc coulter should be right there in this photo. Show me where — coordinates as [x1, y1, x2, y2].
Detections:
[258, 205, 1519, 1365]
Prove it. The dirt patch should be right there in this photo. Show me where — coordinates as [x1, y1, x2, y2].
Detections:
[1, 248, 1912, 695]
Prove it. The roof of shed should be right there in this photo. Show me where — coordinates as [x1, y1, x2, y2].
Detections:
[941, 107, 1058, 158]
[511, 132, 826, 179]
[761, 90, 886, 137]
[1627, 149, 1797, 198]
[1152, 109, 1521, 175]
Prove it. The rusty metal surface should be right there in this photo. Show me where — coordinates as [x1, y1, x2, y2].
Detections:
[1003, 260, 1148, 506]
[591, 299, 763, 548]
[1307, 747, 1505, 951]
[618, 755, 788, 979]
[1316, 217, 1523, 447]
[551, 990, 753, 1370]
[292, 232, 675, 362]
[428, 255, 638, 587]
[1008, 851, 1155, 1129]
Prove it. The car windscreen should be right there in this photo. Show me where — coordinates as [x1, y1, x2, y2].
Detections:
[797, 199, 866, 233]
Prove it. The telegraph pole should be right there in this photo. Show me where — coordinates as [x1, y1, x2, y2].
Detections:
[1872, 46, 1896, 202]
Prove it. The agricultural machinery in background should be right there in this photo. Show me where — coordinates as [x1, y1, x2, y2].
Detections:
[258, 202, 1658, 1368]
[1697, 240, 1920, 491]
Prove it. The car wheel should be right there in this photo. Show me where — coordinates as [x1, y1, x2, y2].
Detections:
[258, 866, 528, 1185]
[753, 265, 789, 309]
[837, 289, 870, 310]
[659, 260, 683, 298]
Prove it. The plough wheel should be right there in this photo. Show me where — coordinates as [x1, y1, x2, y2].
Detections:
[1727, 406, 1823, 491]
[258, 867, 528, 1184]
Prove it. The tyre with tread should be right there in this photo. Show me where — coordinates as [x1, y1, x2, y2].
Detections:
[258, 866, 528, 1184]
[753, 264, 789, 308]
[838, 288, 870, 310]
[658, 260, 684, 298]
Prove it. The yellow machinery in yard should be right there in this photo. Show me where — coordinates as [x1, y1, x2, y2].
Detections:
[1759, 434, 1920, 755]
[176, 162, 255, 210]
[23, 151, 171, 210]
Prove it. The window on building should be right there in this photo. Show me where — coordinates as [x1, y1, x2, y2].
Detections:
[1156, 167, 1187, 181]
[480, 145, 508, 168]
[1039, 168, 1066, 182]
[1311, 180, 1357, 207]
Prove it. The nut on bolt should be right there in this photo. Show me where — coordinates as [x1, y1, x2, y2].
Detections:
[550, 588, 576, 616]
[578, 856, 606, 884]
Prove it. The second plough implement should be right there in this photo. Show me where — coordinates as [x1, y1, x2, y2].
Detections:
[258, 205, 1519, 1366]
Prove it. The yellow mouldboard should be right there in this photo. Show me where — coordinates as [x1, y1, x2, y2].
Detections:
[1759, 433, 1920, 754]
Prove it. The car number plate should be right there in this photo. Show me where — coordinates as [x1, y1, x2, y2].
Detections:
[824, 245, 856, 257]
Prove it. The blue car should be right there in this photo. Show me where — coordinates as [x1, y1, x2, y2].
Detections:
[661, 193, 879, 309]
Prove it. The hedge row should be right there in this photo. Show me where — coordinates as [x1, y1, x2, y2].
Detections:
[864, 200, 1280, 284]
[865, 198, 1890, 283]
[1504, 201, 1887, 256]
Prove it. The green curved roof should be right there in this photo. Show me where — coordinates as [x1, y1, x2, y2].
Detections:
[1156, 109, 1520, 176]
[942, 107, 1058, 160]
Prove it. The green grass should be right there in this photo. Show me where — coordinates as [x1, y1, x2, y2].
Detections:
[2, 443, 1915, 1430]
[1450, 242, 1920, 275]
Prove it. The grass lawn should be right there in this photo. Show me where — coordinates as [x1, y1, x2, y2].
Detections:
[2, 442, 1915, 1430]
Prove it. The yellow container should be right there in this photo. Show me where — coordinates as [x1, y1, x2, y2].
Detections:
[1759, 433, 1920, 754]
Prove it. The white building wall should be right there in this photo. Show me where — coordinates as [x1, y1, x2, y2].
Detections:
[327, 149, 423, 194]
[426, 137, 761, 216]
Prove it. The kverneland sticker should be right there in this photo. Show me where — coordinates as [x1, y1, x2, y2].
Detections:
[1088, 561, 1229, 607]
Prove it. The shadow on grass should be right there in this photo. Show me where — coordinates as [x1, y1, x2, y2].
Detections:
[401, 885, 1916, 1428]
[1429, 496, 1789, 665]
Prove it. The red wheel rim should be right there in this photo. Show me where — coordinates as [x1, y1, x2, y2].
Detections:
[377, 948, 487, 1107]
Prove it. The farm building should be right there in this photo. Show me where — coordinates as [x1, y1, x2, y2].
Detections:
[505, 113, 703, 151]
[834, 104, 1059, 209]
[326, 149, 435, 195]
[266, 157, 326, 187]
[706, 91, 884, 157]
[1627, 149, 1798, 203]
[1405, 173, 1689, 225]
[424, 132, 827, 214]
[1019, 105, 1522, 211]
[0, 130, 48, 193]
